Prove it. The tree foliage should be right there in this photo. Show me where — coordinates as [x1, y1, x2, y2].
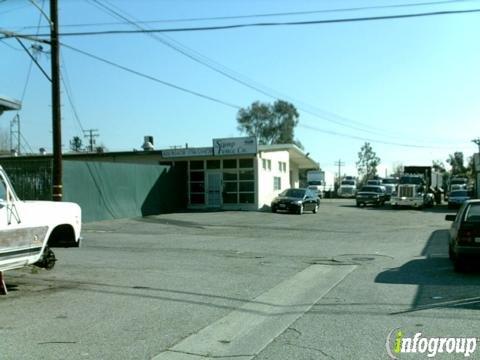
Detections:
[356, 142, 380, 184]
[237, 100, 302, 148]
[446, 152, 467, 176]
[70, 136, 83, 152]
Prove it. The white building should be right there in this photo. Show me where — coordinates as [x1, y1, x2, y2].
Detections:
[161, 138, 318, 210]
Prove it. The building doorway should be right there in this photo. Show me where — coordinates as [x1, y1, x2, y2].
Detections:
[207, 172, 222, 207]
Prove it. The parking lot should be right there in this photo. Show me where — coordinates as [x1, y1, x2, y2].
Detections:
[1, 199, 480, 359]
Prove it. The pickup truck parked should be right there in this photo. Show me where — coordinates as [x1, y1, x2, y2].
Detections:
[0, 166, 81, 294]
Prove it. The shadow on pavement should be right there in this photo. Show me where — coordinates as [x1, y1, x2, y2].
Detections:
[375, 229, 480, 313]
[340, 203, 459, 214]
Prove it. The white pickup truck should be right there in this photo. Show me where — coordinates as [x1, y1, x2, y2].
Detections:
[0, 166, 81, 294]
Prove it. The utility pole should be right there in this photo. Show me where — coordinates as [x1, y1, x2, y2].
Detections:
[473, 138, 480, 153]
[83, 129, 99, 152]
[50, 0, 62, 201]
[9, 114, 20, 155]
[334, 159, 345, 181]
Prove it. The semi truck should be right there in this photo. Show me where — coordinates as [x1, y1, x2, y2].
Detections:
[337, 176, 357, 198]
[390, 166, 443, 208]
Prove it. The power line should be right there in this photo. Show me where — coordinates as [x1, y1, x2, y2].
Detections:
[60, 59, 85, 133]
[85, 0, 456, 144]
[60, 43, 466, 150]
[298, 122, 462, 149]
[60, 42, 242, 110]
[12, 8, 480, 38]
[0, 39, 23, 51]
[15, 0, 480, 30]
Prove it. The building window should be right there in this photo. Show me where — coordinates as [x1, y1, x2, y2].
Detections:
[207, 160, 220, 169]
[189, 158, 256, 206]
[223, 170, 238, 204]
[262, 159, 267, 170]
[267, 160, 271, 170]
[239, 158, 254, 168]
[282, 162, 287, 172]
[239, 193, 254, 204]
[274, 176, 281, 190]
[190, 160, 204, 170]
[223, 159, 237, 169]
[238, 158, 255, 204]
[189, 160, 205, 205]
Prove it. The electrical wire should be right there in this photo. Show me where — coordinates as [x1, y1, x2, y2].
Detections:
[86, 0, 466, 144]
[14, 8, 480, 38]
[60, 57, 86, 133]
[11, 0, 45, 155]
[61, 42, 463, 150]
[15, 0, 480, 30]
[0, 39, 22, 51]
[60, 42, 242, 110]
[298, 123, 462, 149]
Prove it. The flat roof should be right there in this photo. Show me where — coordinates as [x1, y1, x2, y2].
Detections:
[0, 96, 21, 114]
[258, 144, 319, 169]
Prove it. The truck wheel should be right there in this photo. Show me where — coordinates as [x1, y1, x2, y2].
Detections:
[34, 247, 56, 270]
[313, 204, 319, 214]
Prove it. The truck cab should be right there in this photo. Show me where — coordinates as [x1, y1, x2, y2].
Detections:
[0, 166, 81, 293]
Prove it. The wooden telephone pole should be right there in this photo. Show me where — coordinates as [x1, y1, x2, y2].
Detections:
[50, 0, 62, 201]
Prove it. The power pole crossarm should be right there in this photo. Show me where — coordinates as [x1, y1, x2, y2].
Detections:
[83, 129, 100, 152]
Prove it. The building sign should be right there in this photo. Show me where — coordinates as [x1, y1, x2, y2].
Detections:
[213, 137, 257, 156]
[161, 147, 213, 158]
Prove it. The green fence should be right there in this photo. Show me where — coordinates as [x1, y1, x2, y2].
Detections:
[0, 158, 52, 200]
[0, 158, 187, 222]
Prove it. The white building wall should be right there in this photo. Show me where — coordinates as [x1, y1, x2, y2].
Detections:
[290, 162, 300, 188]
[257, 150, 290, 209]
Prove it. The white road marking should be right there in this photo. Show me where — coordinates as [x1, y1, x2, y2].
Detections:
[152, 264, 355, 360]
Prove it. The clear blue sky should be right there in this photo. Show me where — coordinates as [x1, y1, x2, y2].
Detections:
[1, 0, 479, 177]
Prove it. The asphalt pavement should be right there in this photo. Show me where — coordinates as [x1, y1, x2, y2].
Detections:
[1, 199, 479, 359]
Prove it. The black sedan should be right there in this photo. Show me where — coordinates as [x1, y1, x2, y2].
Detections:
[271, 188, 320, 215]
[356, 185, 388, 207]
[446, 200, 480, 272]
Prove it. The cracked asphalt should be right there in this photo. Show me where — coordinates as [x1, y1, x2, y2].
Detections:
[1, 199, 479, 359]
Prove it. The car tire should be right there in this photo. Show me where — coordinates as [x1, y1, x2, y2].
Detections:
[448, 244, 454, 260]
[298, 204, 304, 215]
[313, 204, 318, 214]
[453, 257, 466, 273]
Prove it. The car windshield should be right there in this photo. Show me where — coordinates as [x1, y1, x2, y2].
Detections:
[465, 204, 480, 222]
[341, 180, 355, 186]
[450, 190, 468, 197]
[451, 179, 467, 185]
[280, 189, 305, 198]
[382, 178, 398, 184]
[399, 176, 423, 185]
[360, 186, 381, 193]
